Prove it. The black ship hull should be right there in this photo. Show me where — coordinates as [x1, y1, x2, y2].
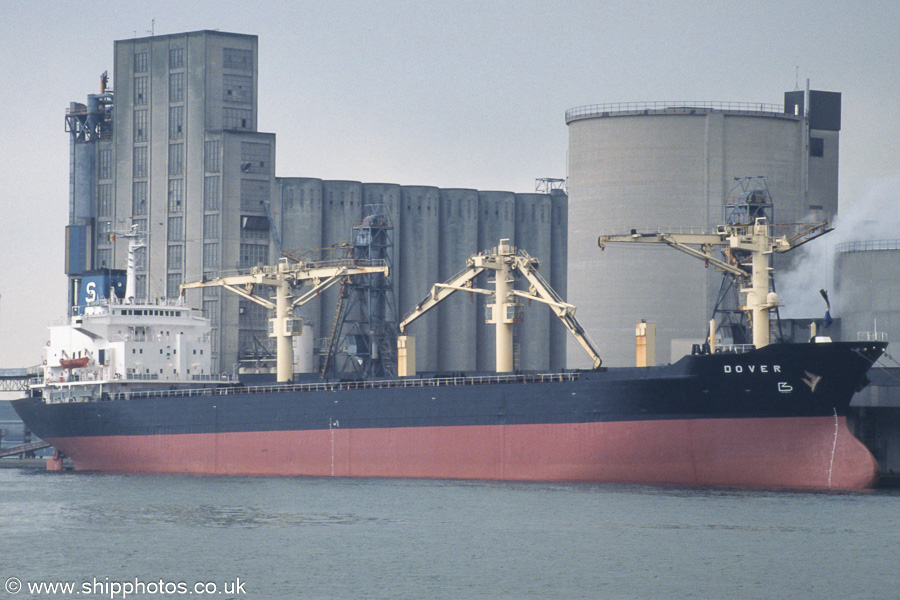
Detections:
[13, 341, 886, 489]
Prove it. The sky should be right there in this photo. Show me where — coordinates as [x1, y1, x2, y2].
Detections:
[1, 0, 899, 368]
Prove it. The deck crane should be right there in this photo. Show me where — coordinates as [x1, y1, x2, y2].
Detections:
[181, 258, 389, 382]
[598, 218, 831, 350]
[397, 239, 602, 375]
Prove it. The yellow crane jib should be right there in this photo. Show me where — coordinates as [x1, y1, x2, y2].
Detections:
[181, 257, 389, 383]
[398, 239, 602, 376]
[598, 219, 831, 351]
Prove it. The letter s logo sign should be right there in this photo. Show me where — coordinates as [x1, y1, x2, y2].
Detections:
[85, 281, 97, 303]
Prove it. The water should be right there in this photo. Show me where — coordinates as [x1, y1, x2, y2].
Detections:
[2, 469, 899, 600]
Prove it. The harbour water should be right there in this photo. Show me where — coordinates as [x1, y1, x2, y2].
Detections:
[2, 467, 899, 599]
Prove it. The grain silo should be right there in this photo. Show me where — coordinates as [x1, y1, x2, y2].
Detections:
[566, 90, 841, 366]
[280, 177, 325, 354]
[514, 193, 553, 371]
[398, 186, 442, 372]
[437, 188, 480, 372]
[548, 189, 568, 371]
[66, 29, 568, 377]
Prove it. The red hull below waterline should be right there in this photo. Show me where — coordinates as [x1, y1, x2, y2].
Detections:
[47, 416, 877, 490]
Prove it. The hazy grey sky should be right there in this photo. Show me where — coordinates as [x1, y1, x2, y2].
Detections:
[1, 0, 898, 367]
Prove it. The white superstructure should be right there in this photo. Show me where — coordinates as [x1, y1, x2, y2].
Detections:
[43, 302, 212, 383]
[36, 232, 222, 403]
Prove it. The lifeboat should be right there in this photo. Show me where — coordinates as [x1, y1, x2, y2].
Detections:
[59, 356, 90, 370]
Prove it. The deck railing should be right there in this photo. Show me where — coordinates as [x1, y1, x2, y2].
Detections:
[123, 372, 579, 401]
[715, 344, 756, 355]
[857, 331, 889, 342]
[44, 371, 581, 403]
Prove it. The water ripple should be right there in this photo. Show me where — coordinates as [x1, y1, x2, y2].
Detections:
[63, 503, 376, 529]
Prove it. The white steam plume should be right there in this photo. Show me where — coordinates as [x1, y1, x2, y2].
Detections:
[778, 173, 900, 320]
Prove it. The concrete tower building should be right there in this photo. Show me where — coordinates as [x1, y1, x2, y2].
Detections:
[65, 31, 276, 372]
[565, 92, 841, 367]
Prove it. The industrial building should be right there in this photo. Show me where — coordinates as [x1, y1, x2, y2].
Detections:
[565, 94, 842, 366]
[63, 30, 566, 375]
[834, 240, 900, 345]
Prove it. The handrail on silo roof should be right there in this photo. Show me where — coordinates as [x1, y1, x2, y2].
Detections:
[836, 239, 900, 254]
[565, 101, 787, 123]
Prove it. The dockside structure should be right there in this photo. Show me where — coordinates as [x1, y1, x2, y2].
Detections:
[64, 30, 567, 374]
[566, 94, 842, 367]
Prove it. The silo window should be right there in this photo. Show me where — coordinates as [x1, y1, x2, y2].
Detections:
[810, 137, 824, 157]
[134, 52, 149, 73]
[241, 216, 269, 231]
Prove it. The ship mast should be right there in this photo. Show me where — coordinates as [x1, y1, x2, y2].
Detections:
[123, 228, 146, 304]
[105, 224, 146, 304]
[598, 219, 831, 349]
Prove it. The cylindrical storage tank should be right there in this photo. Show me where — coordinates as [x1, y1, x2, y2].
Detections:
[514, 193, 552, 371]
[280, 178, 324, 340]
[86, 94, 102, 132]
[566, 103, 817, 367]
[399, 186, 441, 372]
[476, 191, 516, 371]
[834, 241, 900, 345]
[549, 190, 568, 371]
[72, 137, 94, 225]
[321, 180, 363, 247]
[438, 189, 480, 372]
[281, 178, 324, 251]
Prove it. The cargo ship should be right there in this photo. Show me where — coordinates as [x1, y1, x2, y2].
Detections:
[12, 225, 888, 489]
